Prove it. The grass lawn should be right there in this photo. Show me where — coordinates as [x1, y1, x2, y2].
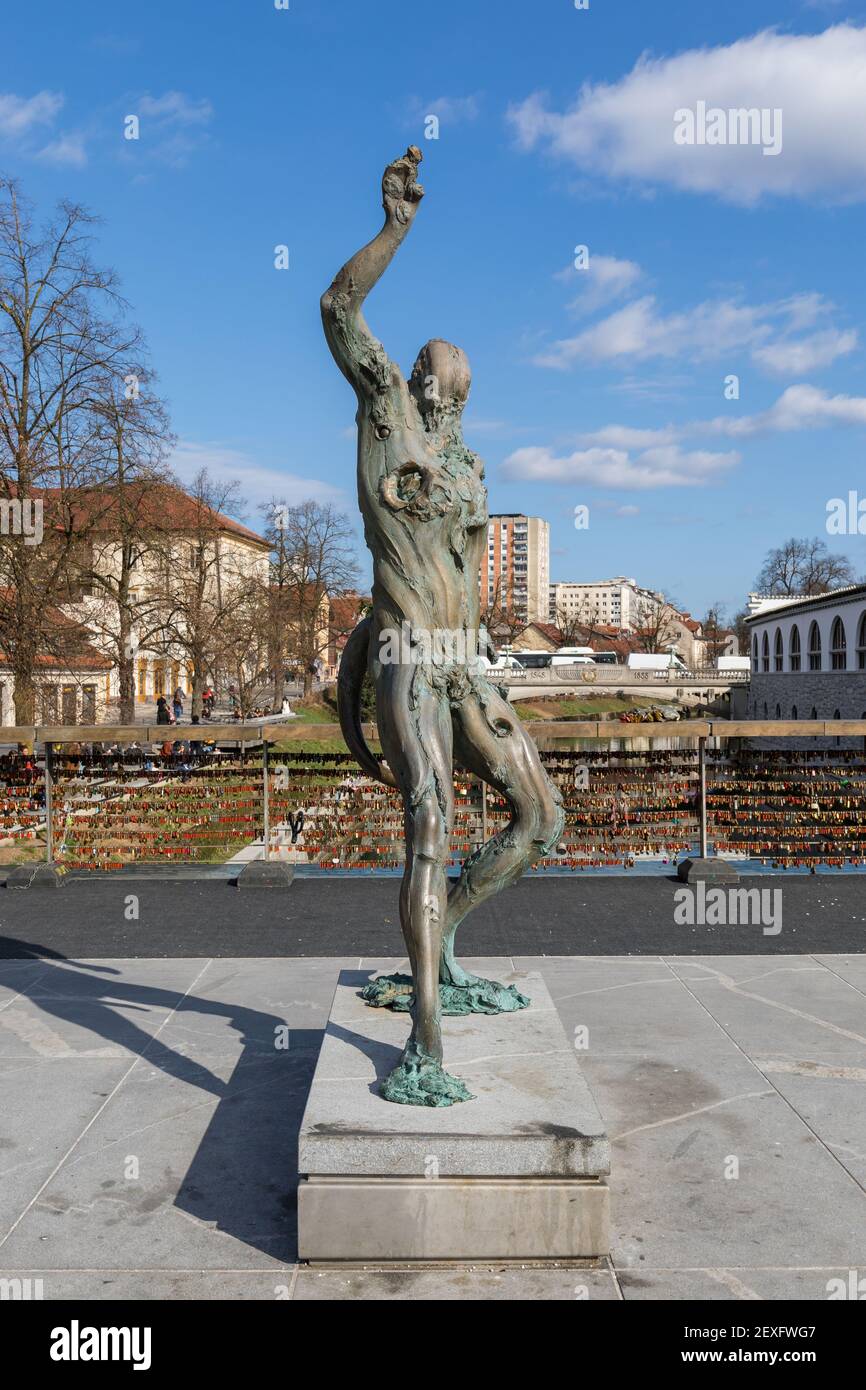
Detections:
[513, 695, 666, 721]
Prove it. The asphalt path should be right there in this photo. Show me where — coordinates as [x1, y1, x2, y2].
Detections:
[1, 874, 864, 957]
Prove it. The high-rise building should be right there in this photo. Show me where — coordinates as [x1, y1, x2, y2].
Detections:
[483, 515, 550, 623]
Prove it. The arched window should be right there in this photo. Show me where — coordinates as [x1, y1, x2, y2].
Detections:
[790, 624, 801, 671]
[792, 705, 798, 720]
[857, 613, 866, 670]
[774, 629, 784, 671]
[810, 707, 818, 719]
[763, 701, 769, 717]
[808, 622, 822, 671]
[775, 703, 781, 718]
[830, 617, 847, 670]
[752, 635, 759, 672]
[762, 632, 770, 672]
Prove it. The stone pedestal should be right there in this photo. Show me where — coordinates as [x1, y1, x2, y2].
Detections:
[298, 969, 610, 1263]
[677, 856, 739, 884]
[234, 860, 294, 888]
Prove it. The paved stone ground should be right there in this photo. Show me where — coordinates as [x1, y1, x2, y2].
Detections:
[1, 953, 864, 1301]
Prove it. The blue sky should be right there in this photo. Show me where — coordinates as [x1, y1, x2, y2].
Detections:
[5, 0, 866, 622]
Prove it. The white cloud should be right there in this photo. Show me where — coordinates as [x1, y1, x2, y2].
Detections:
[507, 24, 866, 204]
[408, 94, 480, 125]
[751, 328, 857, 373]
[578, 424, 678, 448]
[36, 132, 87, 168]
[0, 90, 63, 138]
[703, 383, 866, 436]
[169, 441, 346, 511]
[556, 252, 643, 314]
[501, 443, 739, 489]
[533, 291, 854, 374]
[138, 91, 213, 126]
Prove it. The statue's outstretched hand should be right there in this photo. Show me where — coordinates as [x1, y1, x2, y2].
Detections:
[382, 146, 424, 226]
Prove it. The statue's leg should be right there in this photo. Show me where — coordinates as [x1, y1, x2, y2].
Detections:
[372, 662, 471, 1106]
[442, 681, 565, 994]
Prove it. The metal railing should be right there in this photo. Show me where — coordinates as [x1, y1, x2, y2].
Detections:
[501, 665, 750, 685]
[1, 721, 865, 872]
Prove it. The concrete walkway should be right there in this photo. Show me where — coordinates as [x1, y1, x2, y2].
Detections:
[1, 953, 864, 1300]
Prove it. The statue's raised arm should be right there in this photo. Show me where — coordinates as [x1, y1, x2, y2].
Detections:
[320, 146, 424, 399]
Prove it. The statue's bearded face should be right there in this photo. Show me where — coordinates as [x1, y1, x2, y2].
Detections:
[409, 339, 471, 427]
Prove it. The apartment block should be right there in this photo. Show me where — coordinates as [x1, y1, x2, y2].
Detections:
[484, 515, 550, 623]
[548, 577, 647, 632]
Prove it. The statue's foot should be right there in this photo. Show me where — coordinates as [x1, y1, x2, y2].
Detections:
[361, 971, 529, 1016]
[380, 1048, 473, 1108]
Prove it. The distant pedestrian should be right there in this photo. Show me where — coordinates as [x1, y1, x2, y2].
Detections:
[156, 696, 171, 725]
[172, 687, 184, 722]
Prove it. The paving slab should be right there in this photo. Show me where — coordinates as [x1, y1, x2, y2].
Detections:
[618, 1267, 862, 1301]
[2, 953, 864, 1298]
[293, 1264, 620, 1300]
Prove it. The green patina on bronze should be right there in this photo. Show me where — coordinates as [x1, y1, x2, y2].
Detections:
[321, 148, 564, 1107]
[361, 972, 530, 1016]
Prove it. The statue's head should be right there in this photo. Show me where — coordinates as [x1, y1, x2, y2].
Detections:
[409, 339, 471, 429]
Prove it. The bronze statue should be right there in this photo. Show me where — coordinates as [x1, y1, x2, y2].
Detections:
[323, 147, 564, 1106]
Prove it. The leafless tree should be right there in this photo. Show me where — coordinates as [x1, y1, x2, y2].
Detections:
[553, 597, 610, 648]
[149, 470, 256, 718]
[0, 179, 140, 720]
[701, 603, 732, 662]
[754, 537, 855, 596]
[74, 366, 175, 721]
[260, 499, 360, 702]
[481, 576, 528, 649]
[633, 592, 682, 654]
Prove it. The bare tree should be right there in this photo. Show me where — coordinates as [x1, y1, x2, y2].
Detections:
[553, 597, 611, 648]
[0, 179, 139, 720]
[732, 605, 751, 656]
[73, 366, 175, 721]
[481, 576, 527, 649]
[149, 470, 259, 718]
[701, 603, 731, 662]
[633, 592, 682, 654]
[754, 537, 854, 596]
[260, 499, 360, 702]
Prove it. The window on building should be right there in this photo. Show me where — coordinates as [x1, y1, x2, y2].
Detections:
[830, 617, 847, 670]
[790, 625, 801, 672]
[761, 633, 770, 672]
[774, 629, 783, 671]
[857, 613, 866, 670]
[808, 622, 822, 671]
[810, 707, 818, 719]
[775, 703, 781, 718]
[792, 705, 798, 720]
[752, 635, 759, 672]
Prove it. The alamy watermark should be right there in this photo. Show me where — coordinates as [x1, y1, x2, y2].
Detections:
[378, 623, 485, 668]
[674, 883, 782, 936]
[0, 497, 43, 546]
[674, 102, 782, 157]
[826, 491, 866, 536]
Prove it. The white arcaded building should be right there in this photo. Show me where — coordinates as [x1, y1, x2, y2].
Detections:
[744, 585, 866, 722]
